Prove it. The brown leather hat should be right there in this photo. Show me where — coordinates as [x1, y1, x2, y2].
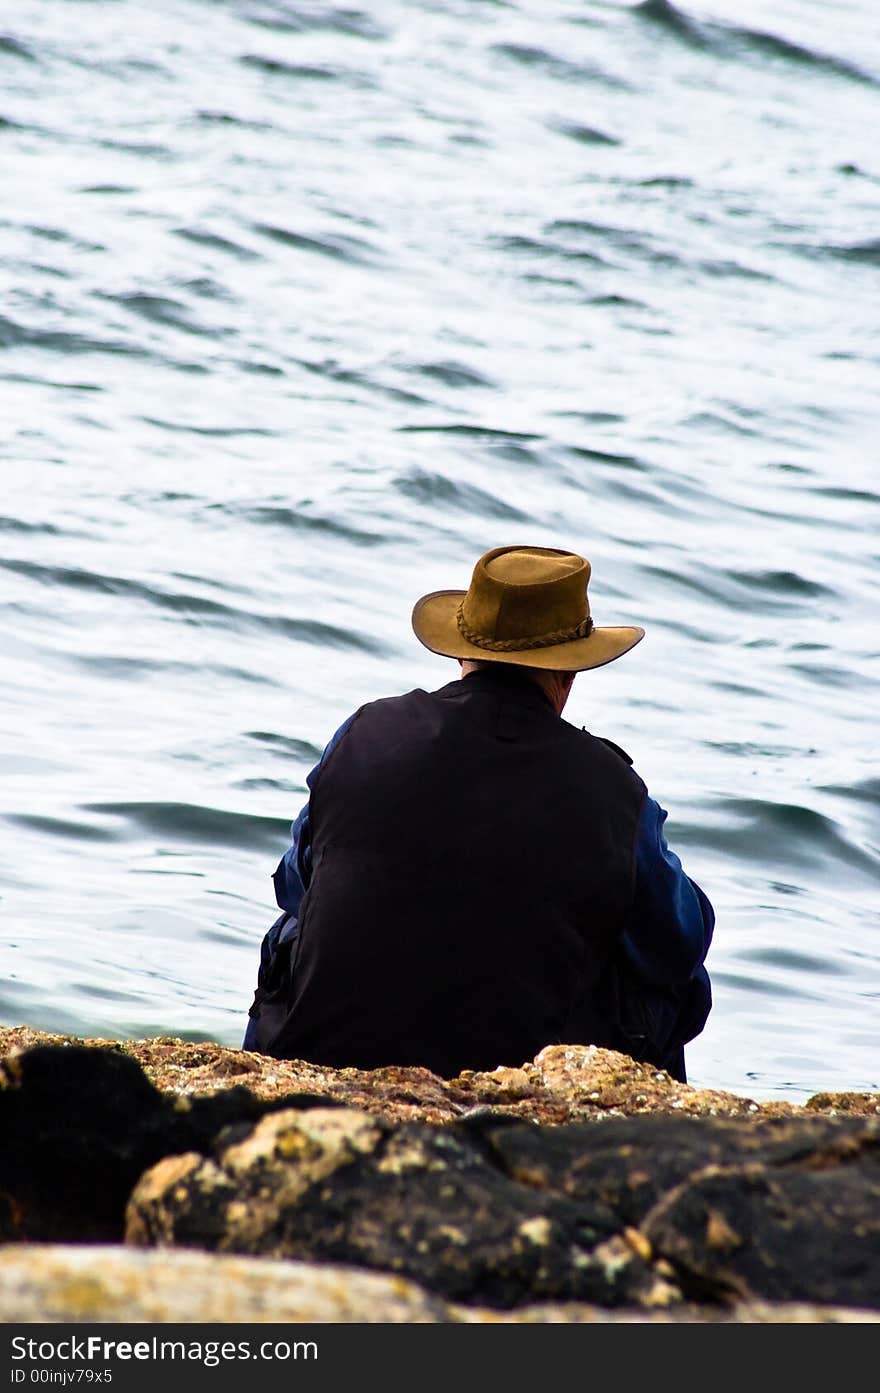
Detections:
[412, 544, 644, 672]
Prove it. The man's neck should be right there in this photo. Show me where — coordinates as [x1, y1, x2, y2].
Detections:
[459, 660, 575, 716]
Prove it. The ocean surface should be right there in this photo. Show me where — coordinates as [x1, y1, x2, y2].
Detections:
[1, 0, 877, 1103]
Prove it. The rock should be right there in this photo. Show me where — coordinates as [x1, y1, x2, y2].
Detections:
[126, 1103, 880, 1312]
[126, 1108, 679, 1310]
[0, 1244, 451, 1323]
[0, 1025, 816, 1123]
[804, 1092, 880, 1117]
[3, 1027, 880, 1319]
[642, 1136, 880, 1307]
[480, 1111, 880, 1230]
[0, 1040, 341, 1242]
[1, 1245, 877, 1324]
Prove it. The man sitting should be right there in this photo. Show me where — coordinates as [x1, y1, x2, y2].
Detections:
[244, 544, 714, 1083]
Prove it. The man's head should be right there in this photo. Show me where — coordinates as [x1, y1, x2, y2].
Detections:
[412, 544, 644, 673]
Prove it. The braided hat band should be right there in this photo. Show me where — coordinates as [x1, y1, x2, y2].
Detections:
[456, 606, 594, 652]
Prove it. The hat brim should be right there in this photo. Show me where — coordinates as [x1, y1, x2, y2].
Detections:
[412, 590, 644, 672]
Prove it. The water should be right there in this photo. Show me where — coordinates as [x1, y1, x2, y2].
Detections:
[1, 0, 878, 1103]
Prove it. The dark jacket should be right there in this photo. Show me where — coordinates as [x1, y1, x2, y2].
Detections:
[252, 667, 650, 1077]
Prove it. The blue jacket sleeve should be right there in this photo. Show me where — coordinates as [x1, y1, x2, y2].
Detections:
[243, 712, 359, 1049]
[620, 796, 714, 987]
[613, 796, 714, 1078]
[271, 711, 358, 918]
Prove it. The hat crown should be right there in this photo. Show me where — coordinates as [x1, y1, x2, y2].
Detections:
[461, 546, 592, 647]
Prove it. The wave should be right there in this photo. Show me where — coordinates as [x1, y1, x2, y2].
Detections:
[0, 312, 162, 359]
[632, 0, 710, 47]
[563, 444, 647, 472]
[252, 222, 381, 264]
[408, 360, 497, 390]
[81, 801, 289, 853]
[0, 514, 66, 535]
[820, 239, 880, 265]
[0, 34, 36, 61]
[632, 0, 878, 85]
[173, 226, 262, 260]
[397, 423, 537, 441]
[240, 54, 372, 85]
[226, 503, 387, 546]
[139, 417, 275, 437]
[491, 233, 610, 268]
[102, 291, 230, 339]
[79, 183, 137, 196]
[394, 467, 535, 523]
[16, 222, 103, 252]
[245, 731, 323, 762]
[732, 25, 877, 85]
[298, 358, 429, 406]
[96, 137, 178, 161]
[549, 120, 621, 147]
[193, 110, 273, 131]
[70, 654, 280, 687]
[818, 777, 880, 807]
[545, 217, 651, 255]
[809, 485, 879, 504]
[6, 813, 122, 844]
[681, 797, 879, 877]
[243, 3, 387, 41]
[0, 560, 387, 654]
[491, 43, 628, 90]
[639, 562, 836, 611]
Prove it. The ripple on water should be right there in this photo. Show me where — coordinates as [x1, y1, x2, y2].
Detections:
[548, 120, 621, 147]
[239, 54, 373, 86]
[172, 226, 263, 260]
[632, 0, 879, 85]
[680, 797, 879, 878]
[0, 35, 37, 61]
[631, 0, 712, 48]
[818, 777, 880, 807]
[245, 731, 322, 762]
[70, 654, 280, 688]
[225, 502, 388, 546]
[490, 43, 629, 90]
[407, 360, 498, 391]
[5, 813, 122, 844]
[242, 4, 388, 41]
[252, 222, 382, 265]
[393, 467, 534, 523]
[1, 560, 388, 654]
[638, 562, 837, 613]
[743, 946, 851, 977]
[81, 801, 289, 853]
[397, 424, 539, 442]
[0, 312, 203, 364]
[0, 515, 66, 536]
[102, 291, 231, 338]
[490, 233, 610, 269]
[139, 418, 275, 437]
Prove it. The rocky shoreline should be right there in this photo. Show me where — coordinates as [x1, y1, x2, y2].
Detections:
[2, 1026, 878, 1323]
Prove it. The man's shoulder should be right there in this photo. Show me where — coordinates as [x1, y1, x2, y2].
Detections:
[595, 734, 635, 766]
[339, 686, 437, 733]
[358, 685, 434, 714]
[569, 724, 648, 794]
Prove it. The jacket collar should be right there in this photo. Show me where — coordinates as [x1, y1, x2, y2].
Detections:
[438, 666, 558, 716]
